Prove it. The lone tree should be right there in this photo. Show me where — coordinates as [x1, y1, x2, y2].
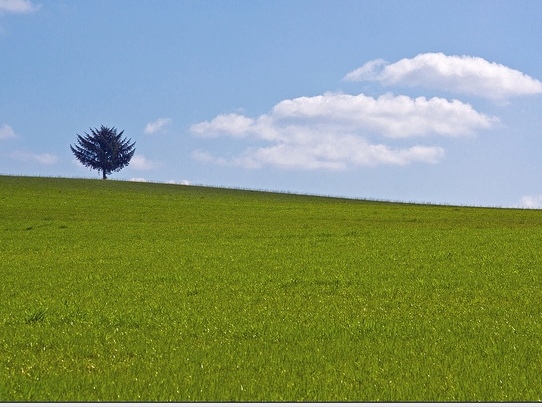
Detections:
[71, 126, 136, 179]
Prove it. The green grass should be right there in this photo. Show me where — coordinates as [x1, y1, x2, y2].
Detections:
[1, 175, 542, 401]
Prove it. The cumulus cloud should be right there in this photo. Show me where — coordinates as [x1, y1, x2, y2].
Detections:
[0, 0, 40, 14]
[144, 118, 171, 134]
[517, 195, 542, 209]
[0, 123, 16, 140]
[10, 150, 57, 165]
[130, 154, 159, 170]
[193, 93, 495, 139]
[195, 142, 443, 170]
[344, 53, 542, 100]
[190, 92, 494, 170]
[191, 114, 254, 138]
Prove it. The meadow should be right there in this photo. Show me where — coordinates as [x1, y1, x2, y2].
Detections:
[1, 175, 542, 401]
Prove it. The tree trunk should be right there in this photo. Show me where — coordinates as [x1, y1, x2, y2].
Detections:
[102, 169, 107, 179]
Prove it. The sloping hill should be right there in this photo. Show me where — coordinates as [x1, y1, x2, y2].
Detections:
[2, 175, 542, 401]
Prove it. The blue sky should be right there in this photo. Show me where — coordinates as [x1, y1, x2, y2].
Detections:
[1, 0, 542, 208]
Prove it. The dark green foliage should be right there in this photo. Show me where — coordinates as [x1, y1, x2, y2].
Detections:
[70, 126, 136, 179]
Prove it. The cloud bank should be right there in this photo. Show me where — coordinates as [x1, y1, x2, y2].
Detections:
[344, 53, 542, 100]
[0, 0, 40, 14]
[191, 53, 539, 171]
[191, 92, 495, 170]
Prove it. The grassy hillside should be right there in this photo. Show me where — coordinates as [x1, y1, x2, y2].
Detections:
[1, 175, 542, 401]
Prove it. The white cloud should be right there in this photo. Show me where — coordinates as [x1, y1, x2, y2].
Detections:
[165, 179, 191, 185]
[344, 53, 542, 100]
[129, 178, 190, 186]
[190, 92, 494, 170]
[193, 93, 495, 140]
[0, 123, 16, 139]
[344, 58, 388, 82]
[191, 114, 254, 138]
[144, 118, 171, 135]
[0, 0, 40, 14]
[222, 138, 444, 170]
[10, 150, 57, 165]
[270, 93, 496, 138]
[517, 195, 542, 209]
[130, 154, 159, 170]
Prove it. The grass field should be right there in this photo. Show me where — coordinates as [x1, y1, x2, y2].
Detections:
[1, 175, 542, 401]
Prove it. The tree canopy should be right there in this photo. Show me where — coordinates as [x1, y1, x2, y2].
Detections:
[71, 126, 136, 179]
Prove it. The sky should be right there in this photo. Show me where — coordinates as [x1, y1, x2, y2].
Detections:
[1, 0, 542, 208]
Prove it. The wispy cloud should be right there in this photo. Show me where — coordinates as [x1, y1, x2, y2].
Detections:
[0, 123, 16, 140]
[144, 118, 171, 135]
[130, 154, 159, 170]
[10, 150, 57, 165]
[191, 92, 494, 170]
[0, 0, 40, 14]
[344, 53, 542, 100]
